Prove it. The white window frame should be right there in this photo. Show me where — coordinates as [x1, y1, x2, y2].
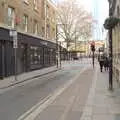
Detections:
[24, 0, 29, 5]
[8, 7, 15, 28]
[34, 0, 38, 10]
[34, 20, 38, 35]
[46, 25, 49, 38]
[23, 15, 28, 32]
[46, 5, 49, 18]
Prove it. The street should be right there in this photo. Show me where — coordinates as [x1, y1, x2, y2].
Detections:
[0, 60, 93, 120]
[0, 0, 119, 119]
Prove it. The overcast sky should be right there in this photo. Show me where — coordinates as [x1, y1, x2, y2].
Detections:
[77, 0, 109, 40]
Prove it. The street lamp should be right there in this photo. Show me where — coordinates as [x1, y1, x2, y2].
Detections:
[9, 29, 18, 81]
[56, 23, 69, 68]
[9, 18, 19, 81]
[108, 1, 113, 91]
[90, 41, 95, 68]
[56, 24, 63, 68]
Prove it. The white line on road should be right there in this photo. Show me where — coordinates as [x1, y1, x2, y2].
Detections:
[17, 66, 90, 120]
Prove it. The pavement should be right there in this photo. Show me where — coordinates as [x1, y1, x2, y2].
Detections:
[0, 65, 60, 89]
[19, 64, 120, 120]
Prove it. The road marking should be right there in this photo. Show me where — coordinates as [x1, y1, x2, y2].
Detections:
[80, 66, 98, 120]
[17, 66, 90, 120]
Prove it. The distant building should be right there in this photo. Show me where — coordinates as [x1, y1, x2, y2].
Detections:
[61, 40, 106, 57]
[88, 40, 106, 56]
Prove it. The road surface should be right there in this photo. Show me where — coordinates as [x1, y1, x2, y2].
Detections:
[0, 60, 92, 120]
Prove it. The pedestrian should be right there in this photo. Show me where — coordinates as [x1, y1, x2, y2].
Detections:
[104, 56, 109, 71]
[99, 54, 105, 72]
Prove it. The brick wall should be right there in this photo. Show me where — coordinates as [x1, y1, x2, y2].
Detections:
[0, 0, 56, 41]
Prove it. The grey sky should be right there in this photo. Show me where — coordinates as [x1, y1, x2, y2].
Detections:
[81, 0, 109, 40]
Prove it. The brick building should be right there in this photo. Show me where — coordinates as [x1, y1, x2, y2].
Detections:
[0, 0, 57, 79]
[0, 0, 56, 40]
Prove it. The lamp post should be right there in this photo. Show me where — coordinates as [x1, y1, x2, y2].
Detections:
[9, 29, 18, 81]
[56, 24, 59, 68]
[56, 24, 63, 68]
[108, 1, 113, 91]
[109, 26, 113, 90]
[9, 18, 19, 81]
[91, 41, 95, 68]
[59, 41, 62, 68]
[56, 23, 69, 67]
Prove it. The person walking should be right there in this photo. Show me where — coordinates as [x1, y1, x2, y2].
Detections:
[99, 54, 105, 72]
[104, 56, 109, 71]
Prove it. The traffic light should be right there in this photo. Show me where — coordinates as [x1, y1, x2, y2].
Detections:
[90, 41, 95, 52]
[91, 44, 95, 52]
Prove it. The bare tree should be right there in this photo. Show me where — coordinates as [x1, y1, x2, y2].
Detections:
[57, 0, 92, 50]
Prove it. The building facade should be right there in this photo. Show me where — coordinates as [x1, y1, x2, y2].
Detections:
[0, 0, 57, 79]
[108, 0, 120, 83]
[45, 0, 56, 41]
[0, 0, 56, 40]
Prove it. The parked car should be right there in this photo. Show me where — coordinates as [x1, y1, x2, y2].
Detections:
[73, 57, 79, 60]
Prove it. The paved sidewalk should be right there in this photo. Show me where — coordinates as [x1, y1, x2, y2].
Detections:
[23, 65, 120, 120]
[92, 69, 120, 120]
[0, 66, 60, 89]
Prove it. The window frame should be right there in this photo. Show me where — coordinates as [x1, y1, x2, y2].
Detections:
[8, 6, 15, 28]
[34, 0, 38, 10]
[24, 0, 29, 5]
[23, 14, 28, 32]
[33, 20, 38, 35]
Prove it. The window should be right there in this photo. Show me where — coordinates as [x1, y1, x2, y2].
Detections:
[30, 46, 42, 65]
[34, 0, 38, 10]
[8, 7, 15, 28]
[24, 0, 29, 5]
[42, 27, 45, 37]
[46, 25, 50, 38]
[33, 20, 38, 35]
[23, 15, 28, 32]
[117, 6, 120, 16]
[46, 5, 49, 18]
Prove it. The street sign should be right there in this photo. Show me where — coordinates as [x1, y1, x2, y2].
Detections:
[99, 47, 104, 52]
[9, 29, 17, 36]
[12, 30, 17, 36]
[9, 29, 18, 48]
[13, 36, 18, 48]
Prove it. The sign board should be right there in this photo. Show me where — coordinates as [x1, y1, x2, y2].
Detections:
[13, 35, 18, 48]
[99, 47, 104, 52]
[40, 41, 48, 46]
[9, 29, 18, 48]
